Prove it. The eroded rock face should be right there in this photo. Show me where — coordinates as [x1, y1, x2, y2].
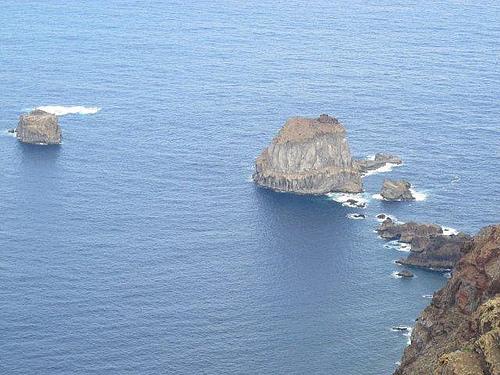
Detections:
[380, 179, 414, 201]
[252, 115, 362, 194]
[378, 218, 471, 270]
[16, 109, 61, 145]
[378, 218, 443, 242]
[398, 233, 472, 270]
[394, 225, 500, 375]
[356, 153, 402, 174]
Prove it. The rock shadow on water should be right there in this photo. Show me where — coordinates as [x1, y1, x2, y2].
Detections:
[18, 141, 61, 169]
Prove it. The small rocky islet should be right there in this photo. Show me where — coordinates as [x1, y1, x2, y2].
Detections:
[15, 109, 62, 145]
[253, 114, 499, 375]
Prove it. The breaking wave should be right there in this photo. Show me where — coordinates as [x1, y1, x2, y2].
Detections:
[327, 192, 369, 208]
[363, 162, 401, 177]
[372, 189, 427, 201]
[442, 226, 459, 236]
[346, 213, 365, 220]
[35, 105, 101, 116]
[409, 189, 427, 201]
[384, 240, 411, 252]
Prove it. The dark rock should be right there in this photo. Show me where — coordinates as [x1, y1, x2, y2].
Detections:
[253, 115, 362, 194]
[356, 153, 402, 174]
[380, 179, 415, 201]
[345, 199, 366, 208]
[398, 233, 472, 270]
[16, 110, 61, 145]
[392, 326, 411, 332]
[377, 220, 443, 242]
[7, 129, 15, 133]
[378, 219, 472, 270]
[377, 213, 387, 220]
[396, 270, 414, 278]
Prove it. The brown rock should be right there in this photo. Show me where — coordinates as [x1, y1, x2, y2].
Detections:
[394, 225, 500, 375]
[16, 109, 61, 145]
[253, 115, 362, 194]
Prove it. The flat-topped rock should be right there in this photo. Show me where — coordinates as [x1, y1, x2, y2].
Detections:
[380, 179, 414, 201]
[16, 109, 61, 145]
[253, 114, 362, 194]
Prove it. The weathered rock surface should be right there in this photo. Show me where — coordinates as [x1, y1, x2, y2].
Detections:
[378, 218, 472, 270]
[356, 153, 402, 174]
[394, 224, 500, 375]
[396, 270, 414, 278]
[16, 109, 61, 145]
[378, 218, 443, 242]
[253, 114, 362, 194]
[398, 233, 473, 270]
[380, 179, 415, 201]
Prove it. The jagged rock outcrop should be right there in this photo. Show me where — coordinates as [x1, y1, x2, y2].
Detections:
[356, 153, 402, 174]
[16, 109, 61, 145]
[378, 218, 472, 270]
[253, 114, 362, 194]
[380, 179, 415, 201]
[398, 233, 473, 270]
[394, 225, 500, 375]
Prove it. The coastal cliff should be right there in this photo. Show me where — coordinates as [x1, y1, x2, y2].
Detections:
[395, 224, 500, 375]
[253, 114, 362, 194]
[16, 109, 61, 145]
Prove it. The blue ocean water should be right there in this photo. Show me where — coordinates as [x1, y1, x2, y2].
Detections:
[0, 1, 499, 374]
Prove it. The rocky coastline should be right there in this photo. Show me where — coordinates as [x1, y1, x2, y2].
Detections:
[378, 218, 472, 271]
[394, 225, 499, 375]
[253, 113, 498, 374]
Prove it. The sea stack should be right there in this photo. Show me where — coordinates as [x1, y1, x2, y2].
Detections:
[380, 179, 414, 201]
[253, 114, 362, 194]
[16, 109, 61, 145]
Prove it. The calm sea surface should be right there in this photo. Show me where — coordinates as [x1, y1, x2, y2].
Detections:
[1, 1, 499, 374]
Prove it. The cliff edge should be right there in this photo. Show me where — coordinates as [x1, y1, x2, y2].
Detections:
[253, 114, 362, 194]
[395, 224, 500, 375]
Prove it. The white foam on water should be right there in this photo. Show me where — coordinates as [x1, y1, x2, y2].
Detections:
[443, 272, 452, 279]
[384, 240, 411, 252]
[373, 189, 426, 201]
[409, 188, 427, 201]
[346, 213, 365, 220]
[441, 226, 459, 236]
[246, 174, 254, 182]
[391, 271, 403, 279]
[404, 327, 413, 345]
[326, 192, 369, 208]
[35, 105, 101, 116]
[422, 294, 433, 299]
[376, 213, 397, 223]
[363, 162, 401, 177]
[3, 130, 16, 138]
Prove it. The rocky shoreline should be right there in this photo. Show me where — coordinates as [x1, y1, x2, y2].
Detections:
[252, 114, 499, 374]
[377, 217, 472, 271]
[394, 225, 499, 375]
